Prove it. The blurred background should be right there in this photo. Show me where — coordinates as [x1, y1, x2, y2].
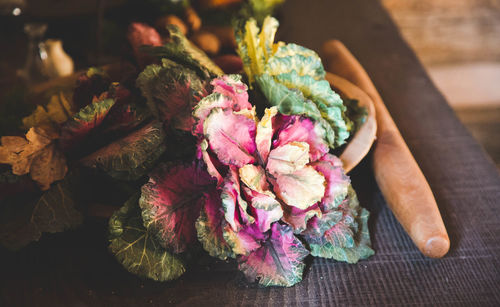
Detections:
[0, 0, 499, 167]
[382, 0, 500, 168]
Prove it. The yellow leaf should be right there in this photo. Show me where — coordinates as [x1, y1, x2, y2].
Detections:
[30, 143, 67, 191]
[0, 127, 67, 190]
[22, 91, 75, 130]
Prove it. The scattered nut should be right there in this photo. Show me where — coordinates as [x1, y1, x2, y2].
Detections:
[191, 31, 221, 56]
[156, 15, 188, 36]
[185, 7, 202, 32]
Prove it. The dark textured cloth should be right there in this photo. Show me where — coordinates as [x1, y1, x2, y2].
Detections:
[1, 0, 499, 306]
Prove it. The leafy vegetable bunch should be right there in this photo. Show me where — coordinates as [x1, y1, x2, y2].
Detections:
[0, 15, 373, 287]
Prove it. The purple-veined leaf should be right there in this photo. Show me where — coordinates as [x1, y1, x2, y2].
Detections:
[223, 222, 266, 256]
[136, 59, 208, 131]
[60, 97, 115, 151]
[238, 223, 309, 287]
[282, 203, 321, 234]
[303, 187, 374, 263]
[139, 161, 215, 253]
[273, 115, 329, 162]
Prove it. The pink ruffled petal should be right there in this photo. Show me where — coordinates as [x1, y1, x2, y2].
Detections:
[282, 203, 322, 234]
[243, 187, 283, 233]
[221, 166, 254, 231]
[193, 75, 252, 136]
[211, 74, 250, 105]
[204, 108, 257, 167]
[273, 115, 329, 162]
[223, 222, 266, 256]
[311, 153, 350, 211]
[199, 139, 225, 185]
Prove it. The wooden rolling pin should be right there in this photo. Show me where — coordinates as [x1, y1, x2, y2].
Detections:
[321, 40, 450, 258]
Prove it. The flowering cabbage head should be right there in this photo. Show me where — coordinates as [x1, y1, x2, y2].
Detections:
[137, 75, 373, 287]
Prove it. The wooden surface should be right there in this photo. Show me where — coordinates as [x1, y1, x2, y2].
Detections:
[1, 0, 500, 306]
[455, 106, 500, 169]
[381, 0, 500, 65]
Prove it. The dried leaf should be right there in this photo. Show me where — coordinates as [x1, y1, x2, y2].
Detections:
[0, 127, 66, 190]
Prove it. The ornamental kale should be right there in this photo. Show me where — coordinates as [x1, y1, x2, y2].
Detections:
[122, 75, 373, 287]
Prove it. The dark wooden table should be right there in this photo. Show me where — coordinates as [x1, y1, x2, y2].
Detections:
[2, 0, 500, 306]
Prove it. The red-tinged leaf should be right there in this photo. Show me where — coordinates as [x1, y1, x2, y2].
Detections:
[195, 189, 235, 260]
[303, 187, 374, 263]
[211, 74, 249, 106]
[311, 154, 350, 211]
[302, 210, 344, 238]
[199, 139, 225, 185]
[99, 84, 150, 133]
[60, 98, 115, 151]
[204, 108, 257, 168]
[282, 203, 321, 234]
[238, 223, 309, 287]
[273, 115, 329, 162]
[127, 22, 162, 66]
[192, 75, 252, 136]
[223, 222, 266, 256]
[139, 161, 215, 253]
[136, 59, 208, 131]
[221, 166, 254, 232]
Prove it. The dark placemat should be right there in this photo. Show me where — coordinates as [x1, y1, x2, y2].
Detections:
[1, 0, 500, 306]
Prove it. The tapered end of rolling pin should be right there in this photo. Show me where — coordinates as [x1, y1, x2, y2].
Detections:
[424, 236, 450, 258]
[320, 39, 450, 258]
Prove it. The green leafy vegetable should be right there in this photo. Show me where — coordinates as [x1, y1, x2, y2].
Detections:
[303, 187, 374, 263]
[80, 121, 166, 181]
[60, 97, 116, 151]
[109, 193, 186, 281]
[136, 59, 208, 131]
